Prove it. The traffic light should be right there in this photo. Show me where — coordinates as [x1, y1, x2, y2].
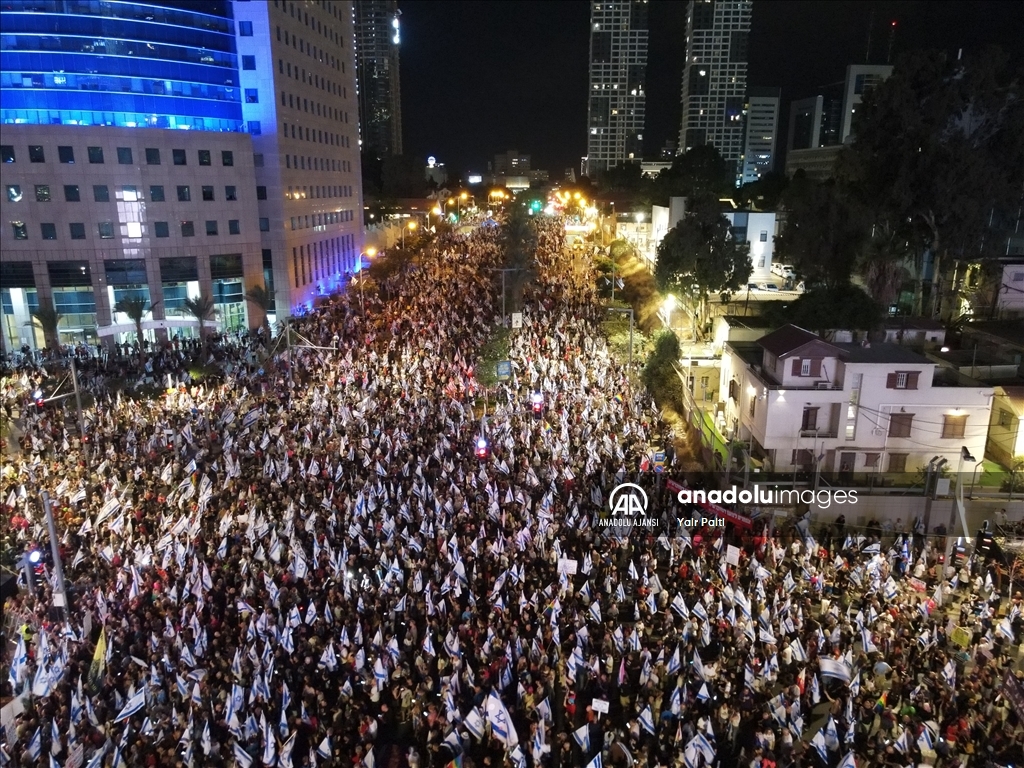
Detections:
[531, 392, 543, 418]
[475, 437, 490, 460]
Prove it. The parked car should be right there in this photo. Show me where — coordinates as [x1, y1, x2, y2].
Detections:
[772, 263, 795, 280]
[756, 282, 780, 291]
[746, 283, 759, 291]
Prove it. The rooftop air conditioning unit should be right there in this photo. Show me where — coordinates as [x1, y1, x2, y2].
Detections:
[815, 381, 830, 390]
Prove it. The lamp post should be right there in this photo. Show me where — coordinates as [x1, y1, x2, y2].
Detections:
[41, 491, 69, 618]
[402, 220, 418, 249]
[357, 248, 377, 314]
[944, 446, 976, 569]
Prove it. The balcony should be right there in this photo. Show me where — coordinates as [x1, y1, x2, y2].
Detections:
[799, 428, 838, 438]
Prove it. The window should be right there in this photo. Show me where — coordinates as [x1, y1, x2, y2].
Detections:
[800, 359, 811, 376]
[239, 20, 253, 35]
[181, 221, 195, 237]
[154, 221, 169, 238]
[887, 371, 920, 390]
[11, 221, 27, 239]
[941, 414, 967, 440]
[177, 186, 191, 202]
[259, 217, 270, 232]
[97, 222, 114, 239]
[888, 413, 914, 438]
[206, 220, 219, 236]
[256, 185, 267, 200]
[225, 186, 237, 201]
[40, 223, 57, 240]
[759, 231, 768, 242]
[117, 147, 133, 164]
[801, 407, 819, 432]
[748, 393, 756, 418]
[35, 185, 50, 202]
[88, 146, 104, 164]
[253, 153, 264, 167]
[228, 219, 240, 235]
[248, 121, 262, 135]
[125, 222, 142, 238]
[93, 185, 110, 203]
[122, 185, 139, 202]
[242, 55, 256, 70]
[172, 149, 187, 166]
[58, 146, 74, 164]
[1, 145, 14, 163]
[222, 150, 234, 166]
[202, 186, 215, 202]
[29, 145, 45, 162]
[69, 223, 86, 240]
[63, 185, 80, 202]
[245, 88, 259, 103]
[887, 453, 908, 474]
[999, 409, 1014, 428]
[5, 185, 21, 202]
[145, 148, 161, 165]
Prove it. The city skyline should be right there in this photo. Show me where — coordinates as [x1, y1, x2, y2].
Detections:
[397, 0, 1022, 175]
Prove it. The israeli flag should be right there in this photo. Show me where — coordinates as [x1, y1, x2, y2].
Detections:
[317, 735, 333, 759]
[26, 727, 42, 762]
[113, 687, 146, 723]
[638, 705, 655, 735]
[572, 724, 590, 752]
[586, 754, 603, 768]
[233, 743, 253, 768]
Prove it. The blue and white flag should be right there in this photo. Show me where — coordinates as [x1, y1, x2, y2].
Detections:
[572, 724, 590, 752]
[113, 688, 146, 723]
[638, 705, 655, 735]
[818, 657, 852, 684]
[26, 727, 41, 762]
[586, 753, 603, 768]
[233, 743, 253, 768]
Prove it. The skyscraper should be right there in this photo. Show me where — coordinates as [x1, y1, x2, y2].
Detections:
[678, 0, 752, 181]
[0, 0, 363, 352]
[840, 64, 892, 143]
[585, 0, 649, 178]
[354, 0, 403, 157]
[740, 87, 781, 185]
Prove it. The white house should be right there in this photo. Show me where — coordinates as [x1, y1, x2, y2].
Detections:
[720, 325, 994, 478]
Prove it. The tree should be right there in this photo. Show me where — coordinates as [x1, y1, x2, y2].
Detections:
[651, 144, 733, 205]
[244, 283, 274, 335]
[655, 195, 751, 339]
[113, 295, 159, 354]
[775, 174, 870, 289]
[31, 300, 63, 351]
[180, 295, 218, 351]
[599, 161, 644, 192]
[858, 219, 913, 311]
[762, 286, 883, 337]
[843, 47, 1024, 318]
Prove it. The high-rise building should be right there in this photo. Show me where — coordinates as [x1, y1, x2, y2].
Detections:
[678, 0, 752, 181]
[353, 0, 403, 157]
[493, 150, 531, 175]
[585, 0, 649, 178]
[740, 87, 780, 185]
[786, 88, 843, 153]
[0, 0, 364, 352]
[840, 64, 892, 143]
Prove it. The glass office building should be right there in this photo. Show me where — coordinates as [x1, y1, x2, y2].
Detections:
[0, 0, 243, 131]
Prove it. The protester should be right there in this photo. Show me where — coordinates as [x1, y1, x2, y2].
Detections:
[1, 216, 1021, 768]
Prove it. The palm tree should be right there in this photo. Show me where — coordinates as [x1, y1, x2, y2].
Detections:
[113, 296, 160, 354]
[31, 301, 63, 351]
[179, 295, 218, 351]
[244, 283, 274, 336]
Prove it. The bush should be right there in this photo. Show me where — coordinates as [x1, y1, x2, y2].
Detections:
[641, 330, 682, 409]
[475, 327, 511, 388]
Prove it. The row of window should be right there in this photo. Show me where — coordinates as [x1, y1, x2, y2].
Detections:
[281, 121, 351, 149]
[292, 233, 356, 289]
[284, 152, 353, 174]
[6, 183, 250, 203]
[274, 64, 349, 125]
[285, 184, 354, 200]
[0, 144, 235, 167]
[275, 54, 346, 96]
[10, 218, 255, 240]
[289, 210, 354, 230]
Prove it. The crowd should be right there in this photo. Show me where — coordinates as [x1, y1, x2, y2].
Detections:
[2, 214, 1023, 768]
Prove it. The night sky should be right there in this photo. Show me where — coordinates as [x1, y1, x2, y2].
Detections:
[397, 0, 1022, 177]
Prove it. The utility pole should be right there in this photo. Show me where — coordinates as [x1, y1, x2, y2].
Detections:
[41, 491, 69, 619]
[284, 318, 293, 387]
[489, 268, 521, 327]
[69, 357, 86, 449]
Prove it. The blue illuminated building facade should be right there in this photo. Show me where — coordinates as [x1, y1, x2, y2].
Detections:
[1, 0, 244, 132]
[0, 0, 365, 353]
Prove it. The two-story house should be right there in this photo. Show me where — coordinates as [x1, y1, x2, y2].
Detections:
[720, 325, 994, 479]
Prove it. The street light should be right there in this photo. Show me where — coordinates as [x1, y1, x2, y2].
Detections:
[945, 446, 976, 569]
[402, 220, 417, 249]
[357, 247, 377, 313]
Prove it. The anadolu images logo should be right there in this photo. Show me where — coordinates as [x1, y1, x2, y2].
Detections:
[608, 483, 648, 518]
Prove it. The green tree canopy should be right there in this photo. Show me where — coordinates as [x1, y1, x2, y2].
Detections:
[763, 286, 883, 336]
[655, 194, 751, 337]
[113, 295, 159, 352]
[775, 175, 869, 290]
[243, 283, 274, 335]
[842, 46, 1024, 316]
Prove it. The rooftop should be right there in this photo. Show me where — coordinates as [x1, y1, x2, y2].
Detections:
[834, 343, 931, 365]
[757, 324, 838, 357]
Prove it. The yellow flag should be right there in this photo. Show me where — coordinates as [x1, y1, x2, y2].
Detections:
[89, 627, 107, 686]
